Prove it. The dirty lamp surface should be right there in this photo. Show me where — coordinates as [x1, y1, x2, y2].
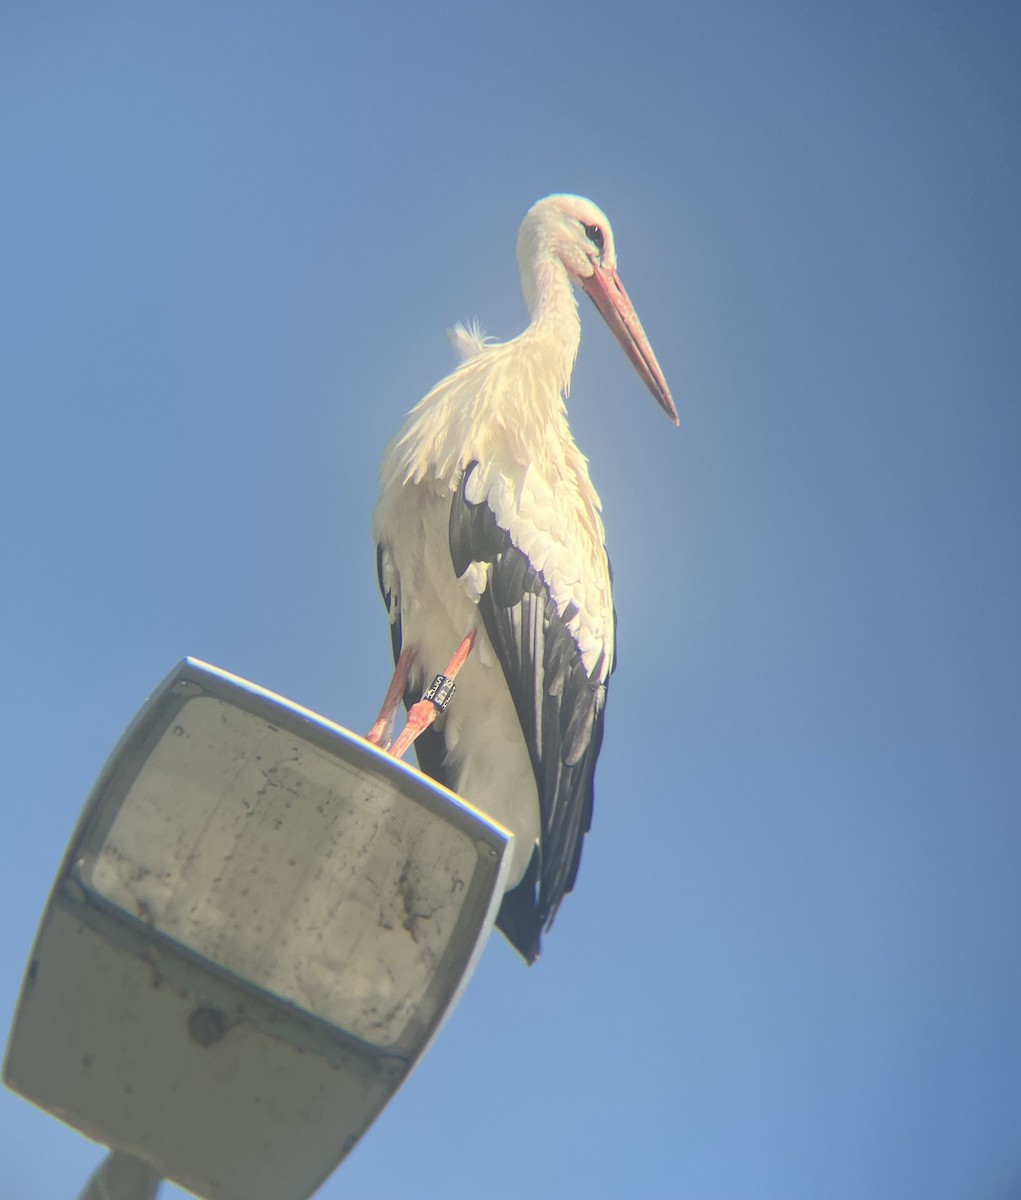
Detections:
[4, 659, 512, 1200]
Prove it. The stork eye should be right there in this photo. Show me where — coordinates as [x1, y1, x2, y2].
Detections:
[582, 223, 605, 253]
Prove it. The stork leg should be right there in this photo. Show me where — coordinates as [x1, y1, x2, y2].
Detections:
[365, 645, 416, 748]
[389, 629, 477, 761]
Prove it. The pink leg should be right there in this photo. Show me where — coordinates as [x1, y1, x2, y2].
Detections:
[389, 629, 477, 761]
[365, 644, 416, 748]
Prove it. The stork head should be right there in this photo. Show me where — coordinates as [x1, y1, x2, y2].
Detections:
[517, 194, 678, 424]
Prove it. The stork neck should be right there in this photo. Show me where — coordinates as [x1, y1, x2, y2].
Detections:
[521, 253, 582, 391]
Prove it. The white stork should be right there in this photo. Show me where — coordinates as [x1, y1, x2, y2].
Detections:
[369, 194, 677, 963]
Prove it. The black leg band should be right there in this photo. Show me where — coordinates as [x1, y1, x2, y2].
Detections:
[423, 674, 456, 711]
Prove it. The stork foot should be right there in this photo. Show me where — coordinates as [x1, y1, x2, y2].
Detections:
[366, 645, 416, 748]
[388, 630, 477, 760]
[389, 693, 443, 760]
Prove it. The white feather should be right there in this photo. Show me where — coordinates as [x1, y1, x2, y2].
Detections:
[448, 319, 492, 362]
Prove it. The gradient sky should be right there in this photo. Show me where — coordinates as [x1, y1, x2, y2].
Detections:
[2, 4, 1019, 1198]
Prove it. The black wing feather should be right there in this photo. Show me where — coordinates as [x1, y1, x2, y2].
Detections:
[448, 461, 611, 962]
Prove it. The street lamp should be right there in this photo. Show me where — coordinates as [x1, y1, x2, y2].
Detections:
[5, 659, 512, 1200]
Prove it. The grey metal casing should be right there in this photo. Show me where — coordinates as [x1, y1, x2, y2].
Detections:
[4, 659, 512, 1200]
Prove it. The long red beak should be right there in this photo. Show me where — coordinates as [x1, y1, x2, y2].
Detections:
[581, 264, 678, 425]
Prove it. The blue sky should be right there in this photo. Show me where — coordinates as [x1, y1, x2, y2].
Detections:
[2, 3, 1019, 1197]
